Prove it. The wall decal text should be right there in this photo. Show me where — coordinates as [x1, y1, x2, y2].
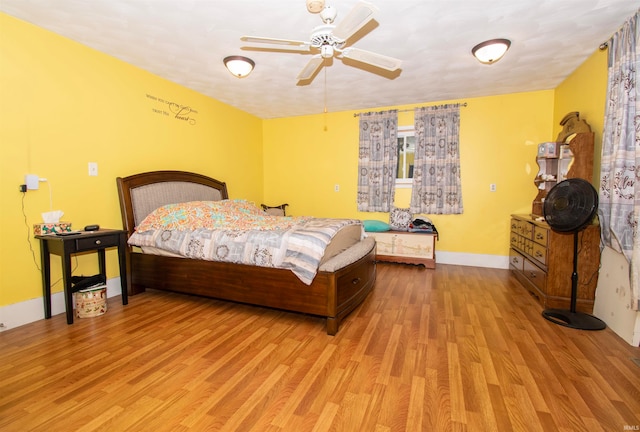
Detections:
[146, 93, 198, 125]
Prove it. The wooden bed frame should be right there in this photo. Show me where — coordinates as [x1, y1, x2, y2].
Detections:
[116, 170, 376, 335]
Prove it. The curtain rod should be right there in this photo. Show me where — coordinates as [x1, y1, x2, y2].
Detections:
[353, 102, 468, 117]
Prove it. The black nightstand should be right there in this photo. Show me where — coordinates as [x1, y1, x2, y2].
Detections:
[35, 229, 129, 324]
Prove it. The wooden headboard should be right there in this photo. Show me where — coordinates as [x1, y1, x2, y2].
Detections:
[116, 171, 228, 236]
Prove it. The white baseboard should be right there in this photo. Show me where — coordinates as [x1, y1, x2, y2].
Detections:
[436, 251, 510, 269]
[0, 277, 122, 332]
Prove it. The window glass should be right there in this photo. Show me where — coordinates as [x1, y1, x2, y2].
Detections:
[396, 127, 415, 187]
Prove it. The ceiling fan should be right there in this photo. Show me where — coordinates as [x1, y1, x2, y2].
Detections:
[240, 1, 402, 83]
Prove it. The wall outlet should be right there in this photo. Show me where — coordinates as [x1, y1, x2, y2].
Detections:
[25, 174, 39, 190]
[88, 162, 98, 176]
[490, 183, 497, 192]
[334, 184, 340, 192]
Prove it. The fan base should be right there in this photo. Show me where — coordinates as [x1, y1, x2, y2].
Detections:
[542, 309, 606, 330]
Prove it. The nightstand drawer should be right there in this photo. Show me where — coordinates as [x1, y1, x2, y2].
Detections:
[76, 234, 119, 251]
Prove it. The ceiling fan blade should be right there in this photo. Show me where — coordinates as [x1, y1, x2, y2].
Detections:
[297, 55, 325, 81]
[241, 36, 310, 50]
[341, 47, 402, 71]
[332, 1, 378, 41]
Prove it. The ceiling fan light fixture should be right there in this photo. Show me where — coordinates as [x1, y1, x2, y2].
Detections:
[321, 44, 334, 58]
[223, 55, 255, 78]
[472, 38, 511, 64]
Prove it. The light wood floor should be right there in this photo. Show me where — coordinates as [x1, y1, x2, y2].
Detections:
[1, 263, 639, 431]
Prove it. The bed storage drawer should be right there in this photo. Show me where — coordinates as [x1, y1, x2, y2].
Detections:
[336, 262, 372, 304]
[331, 247, 376, 312]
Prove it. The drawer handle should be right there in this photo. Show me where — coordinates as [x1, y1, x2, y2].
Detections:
[535, 233, 544, 240]
[352, 277, 361, 285]
[535, 251, 543, 258]
[528, 272, 536, 279]
[95, 240, 102, 245]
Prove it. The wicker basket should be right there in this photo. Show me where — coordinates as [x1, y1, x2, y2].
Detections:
[74, 285, 107, 318]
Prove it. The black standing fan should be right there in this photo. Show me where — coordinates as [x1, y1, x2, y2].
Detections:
[542, 178, 606, 330]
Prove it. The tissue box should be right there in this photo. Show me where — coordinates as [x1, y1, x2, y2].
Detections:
[34, 222, 72, 235]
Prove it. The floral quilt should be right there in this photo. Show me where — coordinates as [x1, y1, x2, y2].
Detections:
[128, 200, 362, 285]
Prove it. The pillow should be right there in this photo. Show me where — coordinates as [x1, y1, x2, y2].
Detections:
[363, 220, 391, 232]
[389, 207, 412, 231]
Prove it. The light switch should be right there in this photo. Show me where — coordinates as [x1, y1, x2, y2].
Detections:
[88, 162, 98, 176]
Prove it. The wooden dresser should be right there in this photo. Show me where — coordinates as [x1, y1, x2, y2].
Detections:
[509, 214, 600, 313]
[368, 231, 436, 268]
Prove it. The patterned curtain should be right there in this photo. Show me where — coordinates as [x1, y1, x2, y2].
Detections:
[357, 110, 398, 212]
[410, 105, 463, 214]
[599, 10, 640, 311]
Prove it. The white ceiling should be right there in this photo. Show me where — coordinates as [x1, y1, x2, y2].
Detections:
[2, 0, 638, 119]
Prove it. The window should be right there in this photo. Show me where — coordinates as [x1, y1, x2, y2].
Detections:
[396, 126, 415, 188]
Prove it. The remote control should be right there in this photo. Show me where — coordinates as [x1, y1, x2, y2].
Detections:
[84, 224, 100, 231]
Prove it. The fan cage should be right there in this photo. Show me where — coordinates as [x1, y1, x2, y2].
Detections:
[543, 178, 598, 233]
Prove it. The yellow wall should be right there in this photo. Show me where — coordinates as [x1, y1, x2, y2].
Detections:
[263, 92, 554, 255]
[553, 48, 609, 183]
[0, 14, 263, 306]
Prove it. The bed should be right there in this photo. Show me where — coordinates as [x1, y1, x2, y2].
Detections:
[116, 170, 376, 335]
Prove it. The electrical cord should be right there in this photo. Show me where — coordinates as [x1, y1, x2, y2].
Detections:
[21, 191, 76, 288]
[22, 191, 40, 272]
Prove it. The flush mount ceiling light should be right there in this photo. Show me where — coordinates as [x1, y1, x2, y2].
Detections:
[223, 56, 255, 78]
[472, 38, 511, 64]
[306, 0, 325, 13]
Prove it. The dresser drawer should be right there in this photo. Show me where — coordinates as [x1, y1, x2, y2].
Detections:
[523, 259, 546, 293]
[530, 242, 547, 265]
[522, 238, 534, 256]
[520, 221, 533, 239]
[510, 232, 520, 248]
[510, 218, 518, 232]
[76, 234, 120, 251]
[509, 249, 524, 272]
[533, 226, 548, 247]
